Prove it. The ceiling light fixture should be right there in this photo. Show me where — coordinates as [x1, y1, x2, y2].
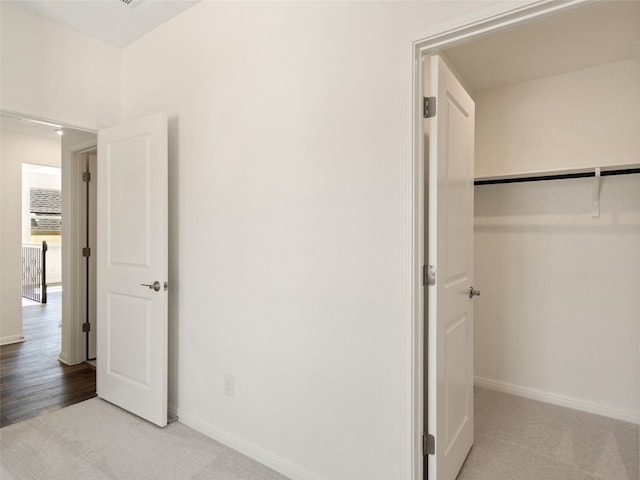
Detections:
[56, 129, 64, 136]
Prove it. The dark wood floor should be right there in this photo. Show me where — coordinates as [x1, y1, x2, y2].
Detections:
[0, 291, 96, 428]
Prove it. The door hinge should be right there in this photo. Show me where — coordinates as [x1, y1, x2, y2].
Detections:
[423, 96, 436, 119]
[82, 171, 91, 182]
[423, 433, 435, 456]
[82, 247, 91, 257]
[423, 265, 436, 286]
[82, 322, 91, 333]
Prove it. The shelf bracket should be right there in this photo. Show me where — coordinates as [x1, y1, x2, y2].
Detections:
[592, 167, 600, 218]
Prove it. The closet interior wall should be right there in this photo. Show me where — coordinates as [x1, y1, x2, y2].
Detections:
[471, 57, 640, 423]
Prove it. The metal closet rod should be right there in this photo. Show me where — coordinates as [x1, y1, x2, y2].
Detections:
[474, 168, 640, 186]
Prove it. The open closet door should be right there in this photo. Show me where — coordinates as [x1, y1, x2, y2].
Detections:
[427, 55, 476, 480]
[96, 113, 168, 427]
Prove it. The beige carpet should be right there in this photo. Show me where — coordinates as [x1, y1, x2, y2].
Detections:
[458, 387, 640, 480]
[2, 389, 638, 479]
[0, 398, 289, 480]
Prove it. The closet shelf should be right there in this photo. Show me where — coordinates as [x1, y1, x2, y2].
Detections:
[474, 164, 640, 186]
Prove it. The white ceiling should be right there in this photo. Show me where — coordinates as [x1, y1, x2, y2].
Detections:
[8, 0, 199, 47]
[445, 1, 640, 92]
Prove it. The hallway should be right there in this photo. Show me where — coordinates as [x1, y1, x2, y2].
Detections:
[0, 289, 95, 427]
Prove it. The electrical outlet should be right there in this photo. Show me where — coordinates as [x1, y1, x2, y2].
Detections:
[224, 374, 234, 397]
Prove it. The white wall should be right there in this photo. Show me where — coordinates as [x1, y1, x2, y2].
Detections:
[0, 130, 61, 345]
[21, 168, 63, 284]
[475, 59, 640, 178]
[120, 2, 518, 479]
[0, 1, 121, 129]
[474, 175, 640, 422]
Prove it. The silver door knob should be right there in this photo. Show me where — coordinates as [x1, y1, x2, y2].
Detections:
[469, 287, 480, 298]
[141, 281, 161, 292]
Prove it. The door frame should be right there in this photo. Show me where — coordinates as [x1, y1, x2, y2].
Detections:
[405, 1, 591, 478]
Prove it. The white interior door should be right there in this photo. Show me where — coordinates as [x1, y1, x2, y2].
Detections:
[96, 113, 168, 427]
[427, 55, 475, 480]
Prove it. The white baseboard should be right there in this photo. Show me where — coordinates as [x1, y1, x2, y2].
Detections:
[58, 351, 71, 365]
[475, 376, 640, 425]
[176, 408, 328, 480]
[0, 335, 25, 346]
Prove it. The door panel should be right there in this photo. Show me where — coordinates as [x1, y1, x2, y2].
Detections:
[97, 113, 168, 427]
[107, 137, 151, 266]
[107, 293, 151, 385]
[427, 55, 475, 480]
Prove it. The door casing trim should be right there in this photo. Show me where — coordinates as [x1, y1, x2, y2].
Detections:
[404, 1, 592, 478]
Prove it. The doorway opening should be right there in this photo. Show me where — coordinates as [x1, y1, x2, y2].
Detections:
[22, 162, 62, 306]
[412, 1, 640, 479]
[3, 110, 171, 429]
[0, 112, 98, 427]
